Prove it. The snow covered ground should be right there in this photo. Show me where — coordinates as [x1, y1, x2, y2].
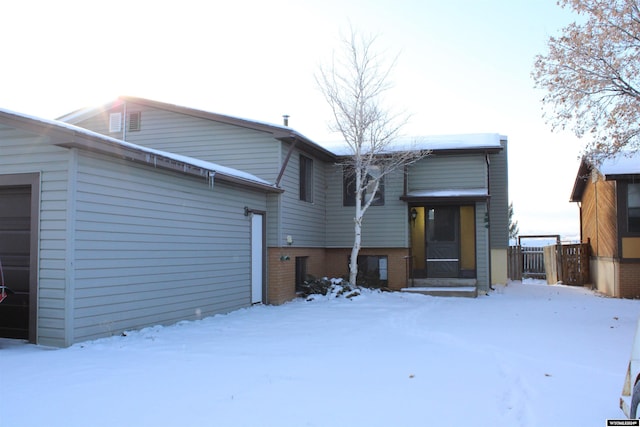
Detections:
[2, 280, 639, 427]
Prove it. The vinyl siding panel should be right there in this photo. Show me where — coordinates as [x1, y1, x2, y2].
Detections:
[71, 151, 266, 342]
[0, 126, 69, 347]
[266, 192, 281, 247]
[326, 167, 407, 248]
[475, 202, 490, 291]
[276, 143, 327, 247]
[407, 154, 487, 191]
[74, 104, 281, 182]
[489, 140, 509, 249]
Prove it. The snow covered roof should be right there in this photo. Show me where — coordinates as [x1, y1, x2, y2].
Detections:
[0, 107, 281, 193]
[319, 133, 506, 156]
[570, 151, 640, 202]
[401, 188, 489, 202]
[598, 151, 640, 177]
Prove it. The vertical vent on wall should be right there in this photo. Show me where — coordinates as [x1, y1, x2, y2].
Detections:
[109, 112, 122, 133]
[127, 111, 142, 132]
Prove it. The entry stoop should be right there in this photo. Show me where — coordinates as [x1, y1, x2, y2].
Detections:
[401, 278, 478, 298]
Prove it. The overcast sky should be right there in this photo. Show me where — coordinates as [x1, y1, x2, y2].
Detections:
[1, 0, 585, 239]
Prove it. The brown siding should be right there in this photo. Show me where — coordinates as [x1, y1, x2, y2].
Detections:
[580, 175, 618, 257]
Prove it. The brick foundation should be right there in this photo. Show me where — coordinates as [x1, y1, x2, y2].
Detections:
[267, 247, 326, 305]
[325, 247, 410, 290]
[620, 261, 640, 298]
[267, 247, 410, 305]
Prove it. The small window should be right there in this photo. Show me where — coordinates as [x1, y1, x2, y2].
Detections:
[343, 166, 384, 206]
[127, 111, 141, 132]
[109, 112, 122, 133]
[629, 183, 640, 232]
[299, 155, 313, 202]
[353, 255, 388, 287]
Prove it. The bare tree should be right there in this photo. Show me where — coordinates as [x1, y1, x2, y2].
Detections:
[316, 28, 428, 286]
[532, 0, 640, 160]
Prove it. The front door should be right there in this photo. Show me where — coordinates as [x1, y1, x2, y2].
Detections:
[425, 206, 460, 278]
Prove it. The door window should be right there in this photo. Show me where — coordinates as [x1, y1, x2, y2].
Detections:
[427, 207, 456, 242]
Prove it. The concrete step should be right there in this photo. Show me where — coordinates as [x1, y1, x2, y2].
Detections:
[401, 278, 478, 298]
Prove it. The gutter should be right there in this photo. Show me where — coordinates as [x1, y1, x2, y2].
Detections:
[56, 136, 283, 194]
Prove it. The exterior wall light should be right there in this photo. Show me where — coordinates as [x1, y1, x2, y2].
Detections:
[410, 208, 418, 224]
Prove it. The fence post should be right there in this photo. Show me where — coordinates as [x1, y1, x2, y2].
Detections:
[508, 245, 523, 281]
[543, 245, 558, 284]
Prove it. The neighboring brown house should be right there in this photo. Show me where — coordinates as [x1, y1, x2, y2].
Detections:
[570, 152, 640, 298]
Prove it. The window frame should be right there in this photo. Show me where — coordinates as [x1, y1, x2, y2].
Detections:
[108, 112, 122, 133]
[127, 111, 142, 132]
[628, 182, 640, 233]
[299, 155, 314, 203]
[350, 254, 388, 287]
[342, 166, 384, 207]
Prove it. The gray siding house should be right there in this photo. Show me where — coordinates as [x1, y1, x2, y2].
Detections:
[0, 96, 509, 346]
[61, 97, 336, 305]
[0, 108, 280, 347]
[324, 135, 509, 291]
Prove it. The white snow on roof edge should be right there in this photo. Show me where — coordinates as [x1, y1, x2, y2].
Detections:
[0, 107, 272, 187]
[598, 151, 640, 176]
[319, 133, 506, 155]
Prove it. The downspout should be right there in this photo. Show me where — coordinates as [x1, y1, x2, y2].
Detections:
[275, 138, 298, 187]
[485, 151, 493, 291]
[403, 165, 411, 287]
[275, 115, 296, 188]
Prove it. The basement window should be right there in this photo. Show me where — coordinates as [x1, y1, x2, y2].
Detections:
[354, 255, 388, 288]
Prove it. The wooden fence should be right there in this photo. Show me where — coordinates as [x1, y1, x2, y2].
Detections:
[508, 246, 546, 280]
[560, 243, 590, 286]
[507, 246, 522, 280]
[507, 243, 590, 285]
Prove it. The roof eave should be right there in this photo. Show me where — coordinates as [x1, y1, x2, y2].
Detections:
[569, 159, 591, 203]
[603, 173, 640, 181]
[400, 195, 490, 203]
[57, 135, 282, 194]
[431, 147, 503, 155]
[62, 96, 337, 162]
[278, 134, 336, 162]
[333, 146, 502, 160]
